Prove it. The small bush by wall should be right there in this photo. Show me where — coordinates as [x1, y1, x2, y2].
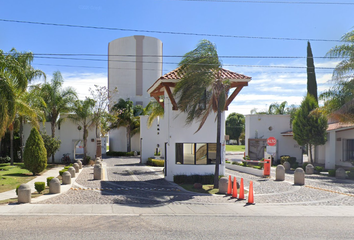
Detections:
[59, 169, 68, 176]
[315, 166, 323, 173]
[174, 174, 214, 184]
[106, 151, 140, 157]
[15, 184, 20, 196]
[34, 182, 45, 194]
[328, 169, 336, 177]
[147, 158, 164, 167]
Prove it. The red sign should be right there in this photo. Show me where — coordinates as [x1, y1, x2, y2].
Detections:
[267, 137, 277, 146]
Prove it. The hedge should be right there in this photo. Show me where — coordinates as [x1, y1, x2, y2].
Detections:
[174, 174, 215, 184]
[106, 151, 140, 156]
[147, 158, 164, 167]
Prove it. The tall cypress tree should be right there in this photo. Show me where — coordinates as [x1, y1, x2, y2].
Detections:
[307, 41, 318, 102]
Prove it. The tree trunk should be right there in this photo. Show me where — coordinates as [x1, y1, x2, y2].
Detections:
[20, 117, 24, 162]
[83, 126, 88, 160]
[214, 101, 222, 189]
[127, 127, 131, 152]
[308, 143, 313, 163]
[10, 123, 14, 165]
[51, 121, 55, 163]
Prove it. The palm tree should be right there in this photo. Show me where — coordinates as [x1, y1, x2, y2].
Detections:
[326, 29, 354, 78]
[110, 98, 143, 152]
[268, 101, 288, 114]
[69, 98, 96, 160]
[173, 39, 229, 188]
[1, 49, 45, 164]
[145, 100, 164, 127]
[39, 71, 77, 163]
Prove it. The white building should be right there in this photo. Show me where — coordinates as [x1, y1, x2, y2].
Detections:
[108, 35, 163, 152]
[141, 67, 251, 181]
[316, 122, 354, 170]
[245, 114, 303, 163]
[23, 119, 101, 163]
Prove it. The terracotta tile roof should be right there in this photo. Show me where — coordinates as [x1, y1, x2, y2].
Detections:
[327, 122, 354, 131]
[281, 130, 293, 136]
[157, 67, 251, 81]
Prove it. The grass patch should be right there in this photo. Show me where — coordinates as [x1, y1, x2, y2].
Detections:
[179, 184, 221, 194]
[226, 145, 245, 152]
[0, 187, 50, 205]
[0, 163, 57, 193]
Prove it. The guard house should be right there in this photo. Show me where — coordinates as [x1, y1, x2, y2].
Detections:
[141, 67, 251, 181]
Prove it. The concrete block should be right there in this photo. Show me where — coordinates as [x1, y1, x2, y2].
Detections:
[283, 161, 291, 171]
[94, 164, 103, 180]
[68, 167, 75, 178]
[275, 165, 285, 181]
[336, 168, 346, 179]
[49, 178, 61, 194]
[62, 171, 71, 185]
[73, 163, 79, 173]
[76, 160, 82, 169]
[218, 177, 228, 194]
[294, 167, 305, 185]
[306, 164, 315, 174]
[18, 184, 31, 203]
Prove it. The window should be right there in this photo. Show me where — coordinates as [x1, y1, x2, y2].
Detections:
[176, 143, 219, 165]
[343, 139, 354, 162]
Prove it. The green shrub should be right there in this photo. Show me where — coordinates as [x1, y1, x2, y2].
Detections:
[328, 169, 336, 177]
[258, 158, 264, 169]
[243, 155, 250, 160]
[315, 166, 323, 173]
[106, 151, 140, 157]
[225, 160, 231, 164]
[232, 161, 239, 165]
[23, 128, 47, 175]
[291, 162, 299, 169]
[40, 132, 61, 159]
[241, 161, 248, 167]
[59, 169, 68, 176]
[35, 182, 45, 194]
[15, 184, 21, 196]
[302, 162, 310, 170]
[147, 158, 164, 167]
[280, 155, 290, 165]
[0, 156, 11, 163]
[47, 177, 54, 187]
[173, 174, 214, 184]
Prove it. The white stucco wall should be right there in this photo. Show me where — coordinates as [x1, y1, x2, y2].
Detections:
[162, 93, 226, 181]
[245, 114, 302, 162]
[23, 119, 97, 163]
[108, 35, 163, 152]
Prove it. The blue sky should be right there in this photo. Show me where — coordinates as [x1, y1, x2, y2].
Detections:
[1, 0, 353, 116]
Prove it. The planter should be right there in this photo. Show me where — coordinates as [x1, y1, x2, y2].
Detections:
[226, 163, 264, 177]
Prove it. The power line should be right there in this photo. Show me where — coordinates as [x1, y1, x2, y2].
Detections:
[0, 18, 345, 42]
[8, 52, 346, 59]
[178, 0, 354, 5]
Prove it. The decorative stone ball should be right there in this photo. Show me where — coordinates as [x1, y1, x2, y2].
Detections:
[283, 161, 291, 171]
[336, 168, 346, 179]
[306, 164, 315, 174]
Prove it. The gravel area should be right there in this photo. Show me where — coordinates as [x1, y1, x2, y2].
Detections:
[36, 157, 354, 206]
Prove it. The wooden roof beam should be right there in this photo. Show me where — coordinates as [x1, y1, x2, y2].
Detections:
[162, 83, 178, 110]
[224, 85, 245, 110]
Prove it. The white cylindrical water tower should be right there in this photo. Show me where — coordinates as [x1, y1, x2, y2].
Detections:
[108, 35, 163, 107]
[108, 36, 163, 152]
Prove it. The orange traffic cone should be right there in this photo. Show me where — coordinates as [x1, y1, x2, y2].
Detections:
[232, 176, 237, 198]
[239, 178, 245, 200]
[247, 181, 254, 204]
[227, 175, 232, 195]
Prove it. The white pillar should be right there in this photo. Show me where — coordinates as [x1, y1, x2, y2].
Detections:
[325, 131, 336, 169]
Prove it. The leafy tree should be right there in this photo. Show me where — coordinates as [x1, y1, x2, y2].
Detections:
[173, 39, 228, 188]
[23, 127, 47, 175]
[40, 131, 61, 160]
[326, 29, 354, 78]
[39, 71, 77, 162]
[110, 98, 143, 152]
[225, 113, 244, 144]
[307, 41, 318, 102]
[69, 98, 96, 160]
[292, 95, 328, 163]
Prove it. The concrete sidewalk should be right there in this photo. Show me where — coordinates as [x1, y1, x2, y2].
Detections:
[1, 203, 354, 217]
[0, 166, 83, 202]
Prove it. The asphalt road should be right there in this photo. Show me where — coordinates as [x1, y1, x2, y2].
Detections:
[1, 215, 353, 239]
